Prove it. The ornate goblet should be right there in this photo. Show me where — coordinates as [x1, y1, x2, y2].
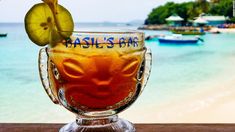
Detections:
[38, 30, 151, 132]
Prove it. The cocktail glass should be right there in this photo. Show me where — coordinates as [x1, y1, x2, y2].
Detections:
[38, 30, 152, 132]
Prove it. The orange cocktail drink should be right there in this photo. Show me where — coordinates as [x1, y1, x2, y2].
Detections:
[47, 31, 145, 114]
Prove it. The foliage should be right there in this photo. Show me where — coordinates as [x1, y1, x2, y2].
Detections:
[209, 0, 233, 17]
[145, 2, 176, 25]
[145, 0, 233, 25]
[229, 17, 235, 23]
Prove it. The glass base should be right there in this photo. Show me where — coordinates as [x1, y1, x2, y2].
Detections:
[59, 115, 135, 132]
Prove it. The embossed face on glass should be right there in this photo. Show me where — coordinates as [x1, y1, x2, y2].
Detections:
[46, 31, 147, 115]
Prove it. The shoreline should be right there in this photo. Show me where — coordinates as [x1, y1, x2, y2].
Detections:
[138, 24, 210, 31]
[138, 24, 235, 33]
[211, 28, 235, 33]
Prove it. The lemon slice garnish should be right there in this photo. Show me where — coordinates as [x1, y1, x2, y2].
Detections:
[25, 3, 74, 46]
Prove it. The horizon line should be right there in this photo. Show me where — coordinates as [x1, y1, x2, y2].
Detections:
[0, 21, 144, 24]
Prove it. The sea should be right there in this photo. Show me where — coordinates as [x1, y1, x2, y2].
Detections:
[1, 23, 235, 123]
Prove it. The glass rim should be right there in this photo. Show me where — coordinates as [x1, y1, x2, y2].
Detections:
[56, 29, 144, 35]
[51, 29, 145, 44]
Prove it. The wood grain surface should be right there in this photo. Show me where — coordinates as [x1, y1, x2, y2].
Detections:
[1, 123, 235, 132]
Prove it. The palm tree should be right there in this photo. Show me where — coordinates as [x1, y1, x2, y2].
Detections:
[233, 0, 235, 17]
[185, 0, 210, 19]
[196, 0, 209, 13]
[197, 0, 207, 2]
[210, 0, 220, 3]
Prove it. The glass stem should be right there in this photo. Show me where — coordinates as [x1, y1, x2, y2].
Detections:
[60, 115, 135, 132]
[76, 115, 118, 126]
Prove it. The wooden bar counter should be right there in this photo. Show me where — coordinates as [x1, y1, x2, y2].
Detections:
[1, 124, 235, 132]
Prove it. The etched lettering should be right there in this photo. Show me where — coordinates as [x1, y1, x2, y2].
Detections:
[107, 37, 114, 48]
[74, 38, 81, 48]
[128, 37, 133, 47]
[64, 38, 72, 48]
[82, 37, 90, 48]
[64, 36, 139, 48]
[133, 37, 138, 47]
[119, 37, 126, 48]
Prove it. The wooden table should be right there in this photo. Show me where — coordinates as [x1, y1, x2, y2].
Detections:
[1, 124, 235, 132]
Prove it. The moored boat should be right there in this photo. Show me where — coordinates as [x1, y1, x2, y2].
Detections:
[145, 34, 165, 40]
[158, 34, 201, 44]
[0, 33, 7, 37]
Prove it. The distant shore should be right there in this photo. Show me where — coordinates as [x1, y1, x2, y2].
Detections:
[138, 24, 235, 33]
[138, 24, 211, 32]
[138, 25, 170, 30]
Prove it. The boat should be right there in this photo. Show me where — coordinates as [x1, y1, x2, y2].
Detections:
[171, 30, 205, 35]
[158, 34, 202, 44]
[209, 30, 220, 34]
[145, 34, 165, 40]
[0, 33, 7, 37]
[208, 28, 221, 34]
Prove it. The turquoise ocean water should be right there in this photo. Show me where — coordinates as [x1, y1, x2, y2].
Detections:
[1, 23, 235, 123]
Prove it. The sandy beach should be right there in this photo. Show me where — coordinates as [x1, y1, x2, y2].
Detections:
[211, 28, 235, 33]
[121, 75, 235, 123]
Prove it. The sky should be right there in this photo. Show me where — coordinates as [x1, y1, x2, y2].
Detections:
[0, 0, 192, 23]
